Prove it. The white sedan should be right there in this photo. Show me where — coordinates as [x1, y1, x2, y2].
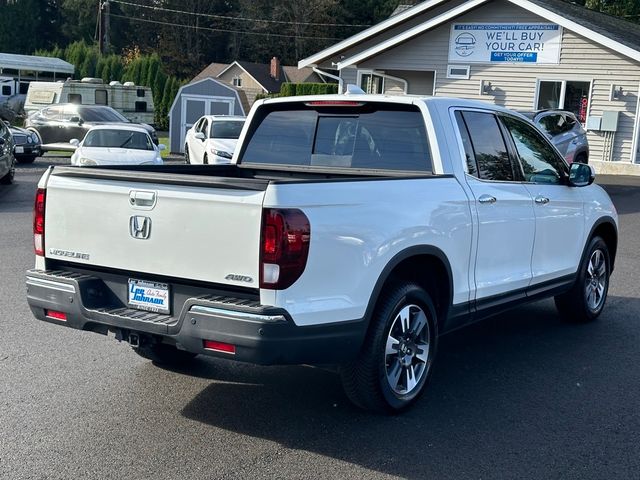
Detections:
[70, 125, 165, 166]
[184, 115, 245, 165]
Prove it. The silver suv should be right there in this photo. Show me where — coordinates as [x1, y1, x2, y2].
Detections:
[522, 110, 589, 164]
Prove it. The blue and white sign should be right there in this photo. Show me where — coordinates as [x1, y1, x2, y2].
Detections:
[448, 23, 562, 64]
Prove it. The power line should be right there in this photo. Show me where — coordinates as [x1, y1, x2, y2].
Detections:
[109, 13, 345, 40]
[109, 0, 371, 28]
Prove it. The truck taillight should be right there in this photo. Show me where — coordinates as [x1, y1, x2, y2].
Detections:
[34, 188, 46, 256]
[260, 208, 310, 289]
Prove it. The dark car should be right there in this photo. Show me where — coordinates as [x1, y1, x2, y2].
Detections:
[520, 110, 589, 164]
[3, 121, 41, 164]
[0, 120, 16, 184]
[25, 104, 157, 151]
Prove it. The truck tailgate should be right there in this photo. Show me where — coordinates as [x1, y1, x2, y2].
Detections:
[43, 168, 267, 288]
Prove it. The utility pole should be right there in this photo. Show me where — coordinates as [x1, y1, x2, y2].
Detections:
[98, 0, 103, 54]
[104, 0, 110, 54]
[98, 0, 110, 55]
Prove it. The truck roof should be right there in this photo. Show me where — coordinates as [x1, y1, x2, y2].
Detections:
[259, 93, 517, 115]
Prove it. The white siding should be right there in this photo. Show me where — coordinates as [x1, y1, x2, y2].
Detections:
[351, 0, 640, 162]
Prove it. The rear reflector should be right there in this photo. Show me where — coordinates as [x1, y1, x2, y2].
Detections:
[45, 310, 67, 321]
[203, 340, 236, 354]
[33, 188, 46, 256]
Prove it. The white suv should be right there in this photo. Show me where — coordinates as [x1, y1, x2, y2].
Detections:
[26, 96, 618, 413]
[184, 115, 245, 164]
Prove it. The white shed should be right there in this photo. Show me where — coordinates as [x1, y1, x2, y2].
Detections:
[168, 77, 247, 154]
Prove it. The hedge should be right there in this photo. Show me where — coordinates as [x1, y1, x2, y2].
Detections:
[279, 83, 338, 97]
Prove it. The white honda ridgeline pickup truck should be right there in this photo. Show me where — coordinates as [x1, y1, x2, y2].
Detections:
[26, 95, 617, 413]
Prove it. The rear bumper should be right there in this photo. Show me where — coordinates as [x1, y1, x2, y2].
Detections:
[26, 269, 365, 365]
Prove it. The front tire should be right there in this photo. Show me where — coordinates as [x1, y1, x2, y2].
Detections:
[203, 153, 208, 165]
[555, 236, 610, 322]
[575, 152, 588, 164]
[184, 145, 191, 164]
[340, 282, 438, 413]
[133, 342, 198, 366]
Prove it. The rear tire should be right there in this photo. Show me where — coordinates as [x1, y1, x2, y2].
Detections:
[133, 342, 197, 366]
[555, 236, 610, 323]
[340, 282, 438, 413]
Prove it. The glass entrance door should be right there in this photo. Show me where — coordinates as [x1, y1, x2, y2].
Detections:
[536, 80, 591, 123]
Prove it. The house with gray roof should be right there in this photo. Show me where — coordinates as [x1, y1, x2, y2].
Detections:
[300, 0, 640, 169]
[193, 57, 324, 105]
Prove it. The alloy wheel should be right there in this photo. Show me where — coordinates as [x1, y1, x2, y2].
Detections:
[385, 304, 431, 395]
[585, 248, 607, 311]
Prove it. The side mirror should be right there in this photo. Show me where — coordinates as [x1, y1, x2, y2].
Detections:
[69, 116, 81, 124]
[70, 138, 80, 147]
[194, 132, 205, 141]
[568, 162, 595, 187]
[158, 144, 166, 151]
[3, 120, 9, 126]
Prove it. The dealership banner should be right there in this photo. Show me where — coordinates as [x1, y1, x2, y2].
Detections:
[448, 23, 562, 64]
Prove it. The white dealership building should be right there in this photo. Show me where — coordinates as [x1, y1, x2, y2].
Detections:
[300, 0, 640, 169]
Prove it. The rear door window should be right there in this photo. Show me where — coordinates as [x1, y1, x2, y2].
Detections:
[239, 104, 432, 172]
[460, 111, 516, 181]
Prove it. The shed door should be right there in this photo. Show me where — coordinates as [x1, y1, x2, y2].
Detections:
[180, 95, 235, 153]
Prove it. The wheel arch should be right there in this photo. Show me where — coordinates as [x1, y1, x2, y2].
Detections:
[363, 246, 454, 334]
[588, 217, 618, 272]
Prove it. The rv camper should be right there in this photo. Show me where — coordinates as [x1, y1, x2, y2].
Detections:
[25, 78, 154, 125]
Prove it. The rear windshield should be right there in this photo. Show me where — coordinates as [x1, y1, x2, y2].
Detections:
[78, 106, 129, 123]
[238, 103, 432, 172]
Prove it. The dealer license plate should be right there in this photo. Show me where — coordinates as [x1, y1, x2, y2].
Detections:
[127, 279, 170, 314]
[15, 146, 24, 154]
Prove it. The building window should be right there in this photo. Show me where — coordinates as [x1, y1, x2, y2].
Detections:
[536, 80, 591, 123]
[95, 89, 108, 105]
[137, 89, 146, 97]
[19, 82, 29, 94]
[233, 76, 242, 87]
[68, 93, 82, 104]
[447, 65, 470, 79]
[359, 72, 384, 94]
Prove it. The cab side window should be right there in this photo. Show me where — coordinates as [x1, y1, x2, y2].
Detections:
[502, 115, 567, 185]
[459, 111, 515, 181]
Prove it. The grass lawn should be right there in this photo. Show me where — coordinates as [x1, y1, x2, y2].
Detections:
[158, 136, 170, 158]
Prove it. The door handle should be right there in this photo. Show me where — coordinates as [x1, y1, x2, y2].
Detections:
[535, 196, 550, 205]
[478, 194, 497, 204]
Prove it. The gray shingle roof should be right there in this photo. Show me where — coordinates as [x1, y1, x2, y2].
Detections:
[531, 0, 640, 53]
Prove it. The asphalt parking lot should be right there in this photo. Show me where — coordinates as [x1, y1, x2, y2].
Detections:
[1, 156, 639, 479]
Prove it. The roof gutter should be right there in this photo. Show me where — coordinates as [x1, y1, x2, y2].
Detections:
[312, 68, 344, 94]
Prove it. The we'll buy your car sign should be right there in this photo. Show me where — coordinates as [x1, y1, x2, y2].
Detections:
[448, 23, 562, 64]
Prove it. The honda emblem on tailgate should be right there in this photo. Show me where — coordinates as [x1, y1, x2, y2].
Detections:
[129, 216, 151, 239]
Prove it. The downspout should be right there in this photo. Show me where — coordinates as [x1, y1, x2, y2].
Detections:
[312, 67, 344, 94]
